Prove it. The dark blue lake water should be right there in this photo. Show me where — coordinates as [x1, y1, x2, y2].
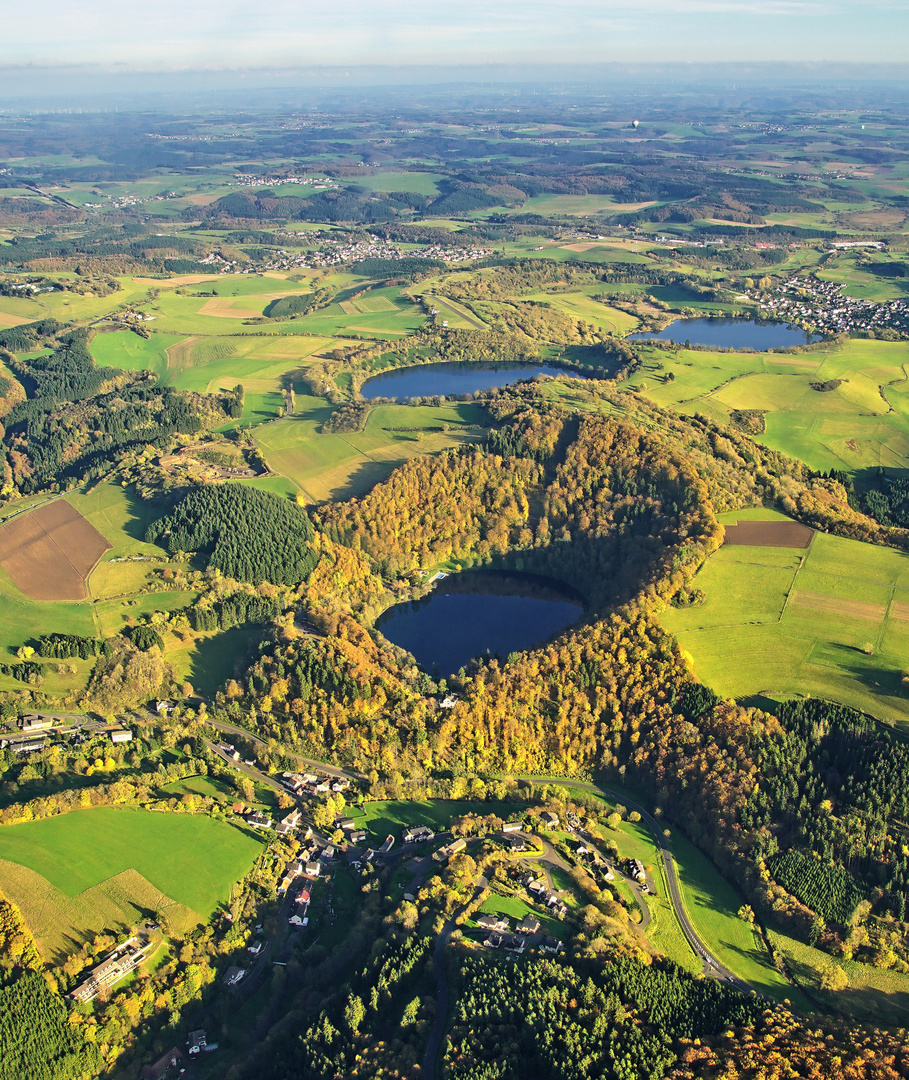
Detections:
[361, 361, 586, 401]
[628, 317, 822, 350]
[376, 570, 583, 675]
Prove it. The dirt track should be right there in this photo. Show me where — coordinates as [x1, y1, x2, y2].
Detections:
[0, 500, 110, 600]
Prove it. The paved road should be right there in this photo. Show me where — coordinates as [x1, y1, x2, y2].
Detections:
[516, 776, 755, 994]
[205, 740, 285, 793]
[207, 719, 367, 781]
[422, 874, 488, 1080]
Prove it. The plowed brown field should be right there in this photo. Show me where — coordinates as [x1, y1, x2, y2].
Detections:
[0, 500, 110, 600]
[723, 520, 815, 548]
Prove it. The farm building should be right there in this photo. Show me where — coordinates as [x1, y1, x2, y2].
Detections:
[140, 1048, 184, 1080]
[246, 811, 273, 830]
[19, 714, 52, 732]
[403, 825, 435, 844]
[502, 822, 523, 834]
[7, 738, 46, 754]
[110, 728, 133, 743]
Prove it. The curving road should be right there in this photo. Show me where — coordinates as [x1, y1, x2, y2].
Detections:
[516, 776, 755, 995]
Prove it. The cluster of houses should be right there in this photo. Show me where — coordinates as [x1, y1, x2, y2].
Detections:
[70, 936, 155, 1003]
[281, 770, 350, 796]
[278, 841, 335, 892]
[522, 873, 570, 917]
[288, 885, 312, 927]
[232, 173, 335, 189]
[335, 815, 368, 844]
[575, 842, 614, 876]
[749, 275, 909, 338]
[475, 911, 563, 956]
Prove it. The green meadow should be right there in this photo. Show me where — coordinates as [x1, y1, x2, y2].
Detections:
[355, 170, 446, 195]
[661, 509, 909, 724]
[91, 330, 341, 427]
[0, 806, 261, 910]
[768, 925, 909, 1026]
[519, 288, 641, 336]
[626, 338, 909, 473]
[0, 807, 262, 955]
[253, 399, 486, 503]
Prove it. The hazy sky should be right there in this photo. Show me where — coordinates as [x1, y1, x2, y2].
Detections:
[1, 0, 906, 71]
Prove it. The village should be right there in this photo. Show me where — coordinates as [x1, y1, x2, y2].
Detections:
[194, 235, 491, 275]
[748, 274, 909, 338]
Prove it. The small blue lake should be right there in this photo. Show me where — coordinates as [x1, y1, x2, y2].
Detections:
[376, 570, 583, 675]
[628, 317, 822, 350]
[360, 361, 586, 401]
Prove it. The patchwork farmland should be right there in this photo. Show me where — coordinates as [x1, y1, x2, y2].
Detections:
[661, 509, 909, 722]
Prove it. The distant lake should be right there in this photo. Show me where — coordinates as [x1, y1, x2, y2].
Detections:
[360, 361, 587, 401]
[628, 317, 822, 350]
[376, 570, 584, 675]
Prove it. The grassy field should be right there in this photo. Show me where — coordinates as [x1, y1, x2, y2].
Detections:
[0, 807, 262, 957]
[0, 482, 237, 693]
[0, 480, 171, 658]
[520, 289, 641, 336]
[162, 773, 276, 808]
[670, 829, 806, 1005]
[625, 338, 909, 473]
[499, 194, 658, 217]
[661, 508, 909, 723]
[90, 330, 184, 378]
[476, 891, 566, 938]
[253, 399, 486, 503]
[91, 330, 342, 428]
[354, 798, 521, 840]
[768, 926, 909, 1026]
[354, 171, 446, 195]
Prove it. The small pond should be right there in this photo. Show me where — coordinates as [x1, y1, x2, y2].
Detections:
[360, 361, 586, 401]
[627, 317, 823, 350]
[376, 569, 584, 675]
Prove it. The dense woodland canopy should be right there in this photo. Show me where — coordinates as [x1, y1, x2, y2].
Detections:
[444, 952, 760, 1080]
[146, 485, 319, 586]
